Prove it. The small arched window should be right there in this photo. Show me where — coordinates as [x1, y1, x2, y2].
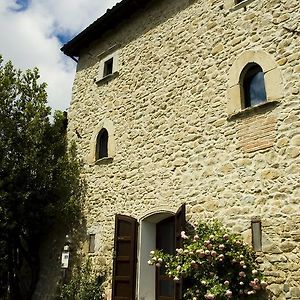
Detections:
[96, 128, 108, 159]
[241, 64, 267, 108]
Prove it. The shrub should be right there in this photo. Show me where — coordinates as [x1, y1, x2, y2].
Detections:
[148, 221, 267, 300]
[59, 259, 105, 300]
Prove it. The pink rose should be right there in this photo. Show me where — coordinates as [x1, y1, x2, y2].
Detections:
[181, 231, 188, 239]
[239, 271, 246, 277]
[225, 290, 232, 298]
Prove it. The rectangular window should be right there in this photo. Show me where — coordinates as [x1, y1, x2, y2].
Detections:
[103, 58, 113, 77]
[96, 46, 120, 83]
[89, 234, 95, 253]
[251, 220, 262, 251]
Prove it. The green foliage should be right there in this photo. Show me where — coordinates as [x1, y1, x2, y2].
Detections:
[59, 259, 105, 300]
[149, 221, 267, 300]
[0, 55, 83, 299]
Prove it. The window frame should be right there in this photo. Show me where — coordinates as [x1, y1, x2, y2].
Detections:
[136, 204, 185, 300]
[96, 46, 120, 83]
[88, 119, 116, 164]
[88, 234, 96, 253]
[251, 219, 262, 252]
[227, 50, 283, 117]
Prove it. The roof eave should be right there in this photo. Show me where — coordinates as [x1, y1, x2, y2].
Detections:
[61, 0, 150, 58]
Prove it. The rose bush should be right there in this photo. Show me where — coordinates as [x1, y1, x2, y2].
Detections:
[148, 221, 267, 299]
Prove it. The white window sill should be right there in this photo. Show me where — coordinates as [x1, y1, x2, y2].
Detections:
[95, 71, 119, 85]
[95, 157, 113, 165]
[229, 0, 256, 12]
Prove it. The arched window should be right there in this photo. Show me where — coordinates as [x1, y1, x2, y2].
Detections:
[96, 128, 108, 159]
[241, 64, 267, 108]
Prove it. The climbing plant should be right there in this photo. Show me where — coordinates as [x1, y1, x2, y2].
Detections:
[149, 221, 267, 300]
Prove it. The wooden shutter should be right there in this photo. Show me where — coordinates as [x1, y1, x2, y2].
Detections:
[112, 215, 138, 300]
[174, 204, 186, 300]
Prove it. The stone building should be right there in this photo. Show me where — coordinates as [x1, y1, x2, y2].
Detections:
[61, 0, 300, 299]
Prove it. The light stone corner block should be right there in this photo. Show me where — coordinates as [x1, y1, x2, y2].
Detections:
[227, 84, 242, 115]
[264, 68, 283, 101]
[224, 0, 235, 10]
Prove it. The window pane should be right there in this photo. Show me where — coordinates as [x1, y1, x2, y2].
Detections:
[103, 58, 113, 76]
[156, 217, 175, 299]
[96, 129, 108, 159]
[157, 218, 175, 254]
[159, 279, 174, 297]
[243, 65, 266, 107]
[248, 71, 267, 106]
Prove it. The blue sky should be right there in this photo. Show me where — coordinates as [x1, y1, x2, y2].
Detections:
[12, 0, 30, 11]
[0, 0, 119, 112]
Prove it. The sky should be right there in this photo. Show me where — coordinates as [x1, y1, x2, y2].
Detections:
[0, 0, 119, 112]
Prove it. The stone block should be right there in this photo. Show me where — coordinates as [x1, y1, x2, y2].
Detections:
[290, 287, 300, 298]
[265, 67, 284, 101]
[227, 84, 242, 114]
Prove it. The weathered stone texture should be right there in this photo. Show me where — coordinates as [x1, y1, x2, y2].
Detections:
[67, 0, 300, 298]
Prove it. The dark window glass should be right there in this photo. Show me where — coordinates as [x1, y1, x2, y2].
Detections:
[96, 128, 108, 159]
[156, 217, 175, 300]
[103, 58, 113, 77]
[242, 64, 267, 108]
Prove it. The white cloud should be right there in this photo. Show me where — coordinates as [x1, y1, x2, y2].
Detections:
[0, 0, 119, 112]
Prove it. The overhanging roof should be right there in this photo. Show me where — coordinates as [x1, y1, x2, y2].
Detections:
[61, 0, 151, 58]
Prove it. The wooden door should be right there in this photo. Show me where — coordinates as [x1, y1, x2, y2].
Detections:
[111, 215, 138, 300]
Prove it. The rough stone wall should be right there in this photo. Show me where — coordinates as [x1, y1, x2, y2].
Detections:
[67, 0, 300, 299]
